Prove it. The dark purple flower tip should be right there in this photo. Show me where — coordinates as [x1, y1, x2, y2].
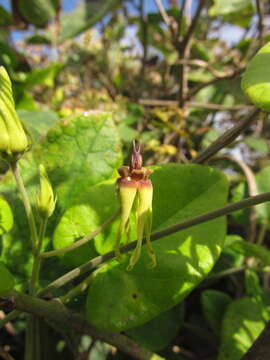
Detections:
[130, 140, 142, 170]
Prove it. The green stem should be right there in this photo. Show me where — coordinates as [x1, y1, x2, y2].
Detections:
[208, 266, 246, 280]
[41, 210, 119, 258]
[9, 291, 165, 360]
[29, 218, 48, 296]
[60, 271, 96, 304]
[10, 161, 41, 360]
[26, 219, 47, 359]
[24, 315, 35, 360]
[257, 221, 268, 245]
[39, 191, 270, 296]
[10, 161, 39, 251]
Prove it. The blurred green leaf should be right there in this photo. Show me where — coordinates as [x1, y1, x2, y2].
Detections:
[18, 110, 59, 142]
[201, 290, 232, 335]
[25, 64, 63, 89]
[209, 0, 254, 26]
[230, 240, 270, 266]
[0, 5, 12, 26]
[57, 0, 124, 43]
[86, 164, 228, 331]
[0, 195, 13, 235]
[18, 0, 56, 27]
[127, 305, 184, 351]
[218, 297, 266, 360]
[255, 166, 270, 225]
[34, 112, 122, 209]
[244, 136, 269, 154]
[242, 41, 270, 111]
[26, 34, 51, 45]
[0, 262, 15, 295]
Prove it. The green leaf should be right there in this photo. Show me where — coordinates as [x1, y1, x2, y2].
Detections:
[57, 0, 123, 43]
[242, 42, 270, 111]
[209, 0, 254, 27]
[127, 305, 184, 351]
[218, 297, 266, 360]
[18, 0, 56, 27]
[18, 110, 59, 142]
[255, 166, 270, 224]
[25, 64, 63, 89]
[53, 178, 118, 248]
[26, 34, 51, 45]
[0, 195, 13, 235]
[201, 290, 232, 335]
[34, 112, 122, 209]
[244, 136, 269, 154]
[86, 163, 228, 331]
[0, 6, 12, 26]
[230, 240, 270, 266]
[0, 262, 15, 295]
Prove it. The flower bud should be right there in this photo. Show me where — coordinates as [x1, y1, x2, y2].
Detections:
[0, 66, 31, 158]
[115, 142, 156, 270]
[37, 164, 56, 219]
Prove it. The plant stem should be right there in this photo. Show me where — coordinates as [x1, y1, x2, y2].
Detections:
[192, 108, 260, 164]
[41, 210, 119, 258]
[10, 161, 39, 251]
[60, 271, 96, 304]
[8, 291, 165, 360]
[10, 161, 41, 360]
[30, 218, 48, 295]
[208, 266, 246, 280]
[39, 191, 270, 296]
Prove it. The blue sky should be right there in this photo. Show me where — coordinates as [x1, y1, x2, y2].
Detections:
[0, 0, 243, 45]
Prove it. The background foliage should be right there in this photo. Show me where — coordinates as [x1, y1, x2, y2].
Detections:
[1, 0, 270, 359]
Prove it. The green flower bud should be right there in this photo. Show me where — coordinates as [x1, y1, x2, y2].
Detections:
[115, 142, 156, 270]
[37, 164, 56, 219]
[0, 66, 31, 158]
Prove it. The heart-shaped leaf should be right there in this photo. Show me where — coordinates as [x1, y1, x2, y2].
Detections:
[34, 112, 122, 209]
[0, 262, 15, 296]
[242, 41, 270, 111]
[86, 163, 228, 331]
[218, 297, 266, 360]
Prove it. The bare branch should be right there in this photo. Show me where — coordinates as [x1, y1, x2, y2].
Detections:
[192, 108, 260, 164]
[154, 0, 172, 28]
[5, 292, 164, 360]
[139, 98, 254, 111]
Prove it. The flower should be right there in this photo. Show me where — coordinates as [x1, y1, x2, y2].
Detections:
[115, 141, 156, 270]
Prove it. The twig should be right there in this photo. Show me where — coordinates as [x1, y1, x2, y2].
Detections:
[41, 210, 120, 258]
[181, 0, 206, 50]
[185, 68, 244, 101]
[0, 310, 20, 330]
[139, 98, 254, 111]
[211, 155, 258, 242]
[178, 58, 234, 77]
[192, 108, 260, 164]
[39, 191, 270, 296]
[207, 265, 246, 280]
[154, 0, 172, 28]
[177, 0, 187, 37]
[255, 0, 264, 45]
[8, 292, 165, 360]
